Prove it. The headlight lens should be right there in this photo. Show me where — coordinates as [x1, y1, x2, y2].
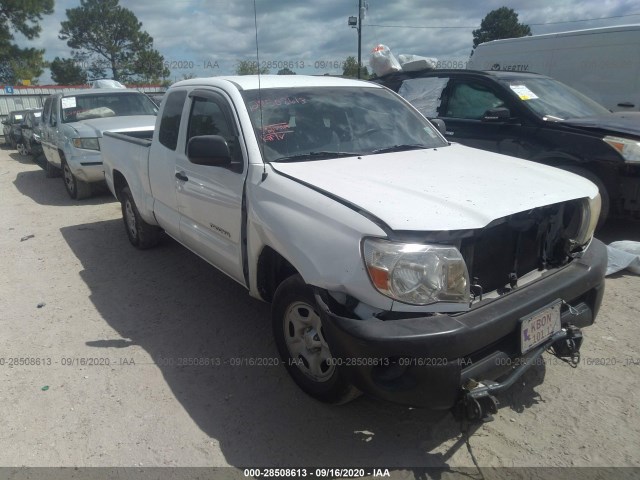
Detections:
[603, 135, 640, 163]
[570, 194, 601, 252]
[72, 137, 100, 150]
[363, 238, 470, 305]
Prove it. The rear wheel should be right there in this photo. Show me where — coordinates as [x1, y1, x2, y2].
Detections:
[558, 166, 610, 230]
[120, 186, 161, 249]
[272, 274, 360, 404]
[62, 159, 91, 200]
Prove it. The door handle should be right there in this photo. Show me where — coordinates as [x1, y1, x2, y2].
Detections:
[175, 171, 189, 182]
[617, 102, 635, 108]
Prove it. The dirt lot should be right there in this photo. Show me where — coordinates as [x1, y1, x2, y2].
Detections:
[1, 147, 640, 475]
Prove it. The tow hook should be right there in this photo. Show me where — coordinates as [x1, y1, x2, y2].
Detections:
[453, 380, 500, 423]
[548, 325, 583, 367]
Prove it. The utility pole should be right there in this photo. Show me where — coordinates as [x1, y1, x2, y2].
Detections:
[357, 0, 362, 79]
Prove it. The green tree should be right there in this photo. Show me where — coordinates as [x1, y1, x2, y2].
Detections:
[342, 56, 369, 79]
[277, 67, 296, 75]
[50, 57, 88, 85]
[235, 60, 269, 75]
[0, 0, 53, 84]
[59, 0, 169, 83]
[472, 7, 531, 51]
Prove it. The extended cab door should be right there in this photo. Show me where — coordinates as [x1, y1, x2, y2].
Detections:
[175, 89, 248, 285]
[41, 96, 62, 165]
[148, 89, 188, 239]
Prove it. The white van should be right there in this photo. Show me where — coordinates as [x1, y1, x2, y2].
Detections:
[467, 25, 640, 112]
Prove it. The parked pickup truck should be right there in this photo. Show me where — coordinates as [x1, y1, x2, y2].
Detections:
[101, 75, 607, 420]
[40, 87, 158, 199]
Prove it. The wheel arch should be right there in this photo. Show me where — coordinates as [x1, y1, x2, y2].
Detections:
[112, 169, 129, 201]
[256, 245, 299, 303]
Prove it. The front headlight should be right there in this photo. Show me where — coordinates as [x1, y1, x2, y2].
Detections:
[72, 137, 100, 151]
[570, 194, 601, 252]
[363, 238, 470, 305]
[603, 135, 640, 163]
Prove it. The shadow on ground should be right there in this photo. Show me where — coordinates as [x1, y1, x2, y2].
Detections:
[60, 219, 545, 471]
[13, 165, 114, 206]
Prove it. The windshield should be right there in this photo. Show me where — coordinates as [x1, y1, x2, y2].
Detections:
[61, 92, 158, 123]
[500, 77, 611, 120]
[241, 86, 447, 162]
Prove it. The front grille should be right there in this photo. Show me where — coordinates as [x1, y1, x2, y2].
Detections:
[460, 200, 582, 295]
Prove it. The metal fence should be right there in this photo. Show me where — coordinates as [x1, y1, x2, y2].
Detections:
[0, 85, 166, 121]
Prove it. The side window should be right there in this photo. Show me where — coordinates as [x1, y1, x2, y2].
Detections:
[159, 90, 187, 150]
[187, 96, 242, 170]
[42, 98, 52, 126]
[397, 77, 449, 118]
[50, 99, 59, 126]
[444, 81, 506, 119]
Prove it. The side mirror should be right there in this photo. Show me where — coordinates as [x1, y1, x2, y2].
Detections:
[187, 135, 232, 167]
[430, 118, 447, 136]
[482, 107, 511, 122]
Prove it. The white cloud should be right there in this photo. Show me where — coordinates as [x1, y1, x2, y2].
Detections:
[12, 0, 640, 83]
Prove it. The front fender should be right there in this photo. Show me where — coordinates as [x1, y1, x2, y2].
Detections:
[245, 165, 393, 311]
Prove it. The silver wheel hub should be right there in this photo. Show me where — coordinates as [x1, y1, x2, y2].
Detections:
[283, 301, 335, 382]
[124, 200, 137, 238]
[63, 165, 74, 192]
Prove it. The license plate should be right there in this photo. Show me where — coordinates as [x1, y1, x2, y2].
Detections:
[520, 301, 562, 354]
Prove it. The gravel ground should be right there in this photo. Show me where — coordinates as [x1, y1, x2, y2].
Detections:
[1, 147, 639, 477]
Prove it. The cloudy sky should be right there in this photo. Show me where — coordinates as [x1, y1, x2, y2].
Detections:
[15, 0, 640, 83]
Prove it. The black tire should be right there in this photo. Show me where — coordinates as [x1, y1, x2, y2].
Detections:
[44, 160, 61, 178]
[272, 274, 360, 404]
[62, 159, 92, 200]
[558, 166, 610, 230]
[120, 186, 161, 249]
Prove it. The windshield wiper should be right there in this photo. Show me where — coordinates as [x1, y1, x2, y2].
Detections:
[273, 151, 362, 163]
[371, 144, 429, 154]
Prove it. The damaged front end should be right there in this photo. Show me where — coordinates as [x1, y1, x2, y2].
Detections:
[315, 196, 606, 418]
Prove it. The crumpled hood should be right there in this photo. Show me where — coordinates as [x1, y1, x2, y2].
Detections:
[562, 113, 640, 137]
[271, 143, 598, 231]
[67, 115, 156, 137]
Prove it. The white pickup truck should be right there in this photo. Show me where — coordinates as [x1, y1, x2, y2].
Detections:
[101, 75, 607, 420]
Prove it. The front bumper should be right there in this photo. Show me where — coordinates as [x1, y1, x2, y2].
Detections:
[67, 151, 105, 183]
[316, 239, 607, 409]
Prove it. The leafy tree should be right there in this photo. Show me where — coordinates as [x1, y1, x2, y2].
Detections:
[50, 57, 88, 85]
[0, 0, 53, 84]
[59, 0, 169, 83]
[342, 56, 369, 79]
[235, 60, 269, 75]
[277, 67, 296, 75]
[472, 7, 531, 51]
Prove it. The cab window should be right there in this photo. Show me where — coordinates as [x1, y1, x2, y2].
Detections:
[186, 96, 242, 171]
[445, 81, 506, 119]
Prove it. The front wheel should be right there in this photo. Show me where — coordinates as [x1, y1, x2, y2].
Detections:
[62, 160, 91, 199]
[120, 186, 161, 249]
[272, 274, 360, 404]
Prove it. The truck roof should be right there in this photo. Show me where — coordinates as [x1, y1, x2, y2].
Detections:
[59, 88, 147, 97]
[375, 69, 549, 89]
[172, 75, 382, 91]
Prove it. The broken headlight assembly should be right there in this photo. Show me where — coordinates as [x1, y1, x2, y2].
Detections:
[603, 135, 640, 163]
[363, 238, 470, 305]
[568, 194, 601, 254]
